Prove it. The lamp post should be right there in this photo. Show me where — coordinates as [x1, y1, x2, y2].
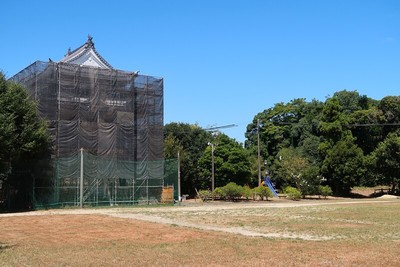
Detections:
[208, 142, 215, 191]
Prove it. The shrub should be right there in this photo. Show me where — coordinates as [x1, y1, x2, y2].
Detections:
[222, 182, 243, 200]
[212, 187, 226, 199]
[319, 185, 333, 199]
[283, 186, 302, 200]
[197, 190, 212, 202]
[241, 186, 253, 200]
[254, 186, 273, 201]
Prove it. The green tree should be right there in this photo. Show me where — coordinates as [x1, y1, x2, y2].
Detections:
[164, 123, 212, 196]
[333, 90, 368, 114]
[0, 73, 50, 209]
[372, 131, 400, 192]
[299, 135, 321, 164]
[319, 98, 349, 147]
[163, 134, 184, 188]
[378, 96, 400, 137]
[245, 99, 314, 179]
[291, 99, 324, 146]
[276, 147, 321, 196]
[348, 107, 385, 155]
[321, 135, 365, 195]
[378, 96, 400, 123]
[276, 147, 309, 189]
[300, 165, 322, 196]
[199, 134, 252, 187]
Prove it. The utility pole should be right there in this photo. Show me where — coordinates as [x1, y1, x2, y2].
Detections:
[208, 142, 215, 191]
[203, 124, 236, 192]
[177, 150, 181, 201]
[257, 119, 261, 187]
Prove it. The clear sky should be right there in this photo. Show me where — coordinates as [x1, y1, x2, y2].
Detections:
[1, 0, 399, 143]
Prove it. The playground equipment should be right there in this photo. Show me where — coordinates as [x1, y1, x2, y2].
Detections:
[263, 176, 278, 197]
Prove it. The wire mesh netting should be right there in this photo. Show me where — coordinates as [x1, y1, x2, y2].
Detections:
[32, 156, 178, 207]
[10, 61, 177, 207]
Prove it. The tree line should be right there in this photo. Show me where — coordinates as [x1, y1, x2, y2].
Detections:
[165, 90, 400, 197]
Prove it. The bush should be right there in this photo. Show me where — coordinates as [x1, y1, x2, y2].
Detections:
[319, 185, 333, 199]
[222, 182, 243, 200]
[197, 190, 212, 202]
[254, 186, 273, 201]
[212, 187, 226, 199]
[283, 186, 302, 200]
[241, 186, 253, 200]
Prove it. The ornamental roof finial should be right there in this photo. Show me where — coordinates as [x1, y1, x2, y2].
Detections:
[87, 34, 94, 47]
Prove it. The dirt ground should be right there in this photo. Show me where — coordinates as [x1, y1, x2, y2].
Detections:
[1, 198, 399, 266]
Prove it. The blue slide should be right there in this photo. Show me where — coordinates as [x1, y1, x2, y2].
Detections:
[264, 176, 278, 197]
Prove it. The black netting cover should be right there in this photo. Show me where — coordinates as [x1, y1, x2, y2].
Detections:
[10, 61, 175, 206]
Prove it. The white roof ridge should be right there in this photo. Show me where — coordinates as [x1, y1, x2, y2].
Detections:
[59, 35, 113, 69]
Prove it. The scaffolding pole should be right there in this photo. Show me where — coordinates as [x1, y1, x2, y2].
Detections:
[80, 148, 84, 208]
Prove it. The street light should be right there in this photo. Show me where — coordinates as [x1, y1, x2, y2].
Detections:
[208, 142, 215, 191]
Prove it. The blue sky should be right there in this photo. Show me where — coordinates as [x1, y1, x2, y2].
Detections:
[1, 0, 399, 143]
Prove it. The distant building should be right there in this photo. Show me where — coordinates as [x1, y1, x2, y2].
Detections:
[11, 36, 167, 206]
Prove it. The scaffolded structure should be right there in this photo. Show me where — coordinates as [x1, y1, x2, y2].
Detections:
[11, 37, 176, 206]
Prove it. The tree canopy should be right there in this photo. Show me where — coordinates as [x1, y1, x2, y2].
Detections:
[198, 133, 252, 188]
[372, 130, 400, 191]
[244, 90, 400, 195]
[164, 122, 212, 196]
[0, 72, 50, 209]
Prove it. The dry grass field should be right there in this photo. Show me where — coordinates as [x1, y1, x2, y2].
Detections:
[1, 197, 400, 266]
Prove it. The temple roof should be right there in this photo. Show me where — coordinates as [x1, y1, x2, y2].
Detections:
[59, 35, 113, 69]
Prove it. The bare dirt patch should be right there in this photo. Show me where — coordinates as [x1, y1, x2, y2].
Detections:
[0, 215, 207, 247]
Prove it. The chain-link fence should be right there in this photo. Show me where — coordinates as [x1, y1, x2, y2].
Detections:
[34, 154, 178, 207]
